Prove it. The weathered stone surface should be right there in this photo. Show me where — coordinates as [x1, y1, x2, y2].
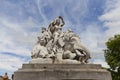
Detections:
[29, 58, 53, 64]
[14, 64, 112, 80]
[31, 16, 91, 64]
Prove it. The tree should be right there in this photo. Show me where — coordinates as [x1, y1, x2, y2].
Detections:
[104, 34, 120, 80]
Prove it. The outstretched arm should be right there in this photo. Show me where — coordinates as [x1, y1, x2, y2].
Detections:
[59, 16, 65, 26]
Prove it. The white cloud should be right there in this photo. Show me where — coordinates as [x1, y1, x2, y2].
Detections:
[0, 16, 40, 56]
[0, 54, 27, 71]
[99, 0, 120, 38]
[79, 23, 105, 59]
[36, 0, 48, 24]
[36, 0, 89, 25]
[81, 24, 102, 48]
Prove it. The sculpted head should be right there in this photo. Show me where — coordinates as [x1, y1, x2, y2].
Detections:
[41, 27, 46, 33]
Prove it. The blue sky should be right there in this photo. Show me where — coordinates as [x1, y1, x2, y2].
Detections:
[0, 0, 120, 78]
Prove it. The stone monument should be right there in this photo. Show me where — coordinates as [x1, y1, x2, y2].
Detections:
[14, 16, 112, 80]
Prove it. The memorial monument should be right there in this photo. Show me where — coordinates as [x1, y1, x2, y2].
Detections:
[14, 16, 112, 80]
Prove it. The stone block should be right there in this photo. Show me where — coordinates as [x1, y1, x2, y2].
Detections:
[14, 64, 112, 80]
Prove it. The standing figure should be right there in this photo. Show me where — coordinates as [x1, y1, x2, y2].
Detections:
[3, 73, 8, 80]
[0, 76, 3, 80]
[37, 27, 50, 46]
[47, 16, 65, 63]
[48, 16, 65, 36]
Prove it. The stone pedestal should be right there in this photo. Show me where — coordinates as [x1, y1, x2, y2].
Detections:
[14, 64, 112, 80]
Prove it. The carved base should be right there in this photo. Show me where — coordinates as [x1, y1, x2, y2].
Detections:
[29, 58, 53, 64]
[14, 64, 112, 80]
[29, 58, 82, 64]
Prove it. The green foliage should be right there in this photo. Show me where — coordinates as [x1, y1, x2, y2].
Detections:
[104, 34, 120, 80]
